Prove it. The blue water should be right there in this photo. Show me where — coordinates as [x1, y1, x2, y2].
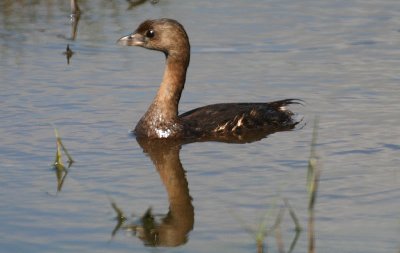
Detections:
[0, 0, 399, 252]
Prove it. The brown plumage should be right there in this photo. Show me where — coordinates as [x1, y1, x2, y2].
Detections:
[118, 19, 301, 142]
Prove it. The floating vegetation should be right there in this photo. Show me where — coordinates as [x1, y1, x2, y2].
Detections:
[52, 127, 74, 192]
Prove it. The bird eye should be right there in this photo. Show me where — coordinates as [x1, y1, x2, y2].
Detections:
[146, 29, 155, 38]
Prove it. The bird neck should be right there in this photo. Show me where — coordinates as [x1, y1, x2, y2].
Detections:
[149, 52, 190, 121]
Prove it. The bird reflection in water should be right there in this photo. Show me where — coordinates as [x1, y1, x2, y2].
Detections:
[111, 138, 194, 247]
[109, 120, 302, 246]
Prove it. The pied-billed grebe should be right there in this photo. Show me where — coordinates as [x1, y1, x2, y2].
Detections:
[118, 18, 300, 140]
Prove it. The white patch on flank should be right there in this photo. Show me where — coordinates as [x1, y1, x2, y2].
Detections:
[279, 106, 287, 111]
[232, 115, 245, 132]
[155, 128, 171, 138]
[215, 121, 229, 132]
[237, 115, 244, 127]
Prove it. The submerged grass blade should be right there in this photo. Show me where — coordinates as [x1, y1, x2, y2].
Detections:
[307, 117, 321, 253]
[230, 196, 286, 253]
[273, 207, 285, 253]
[288, 228, 301, 253]
[255, 197, 280, 245]
[284, 198, 302, 232]
[307, 117, 320, 210]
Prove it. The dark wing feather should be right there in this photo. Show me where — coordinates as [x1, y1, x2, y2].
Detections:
[179, 99, 301, 142]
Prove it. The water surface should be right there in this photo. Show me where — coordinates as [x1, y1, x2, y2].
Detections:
[0, 1, 399, 252]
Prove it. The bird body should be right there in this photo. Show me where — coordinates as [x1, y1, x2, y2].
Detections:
[118, 19, 300, 141]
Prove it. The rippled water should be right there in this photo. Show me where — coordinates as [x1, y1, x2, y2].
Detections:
[0, 0, 399, 252]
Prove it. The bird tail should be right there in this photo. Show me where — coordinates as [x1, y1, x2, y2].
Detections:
[268, 98, 304, 110]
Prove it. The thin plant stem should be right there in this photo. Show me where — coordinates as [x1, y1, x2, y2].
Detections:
[307, 117, 321, 253]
